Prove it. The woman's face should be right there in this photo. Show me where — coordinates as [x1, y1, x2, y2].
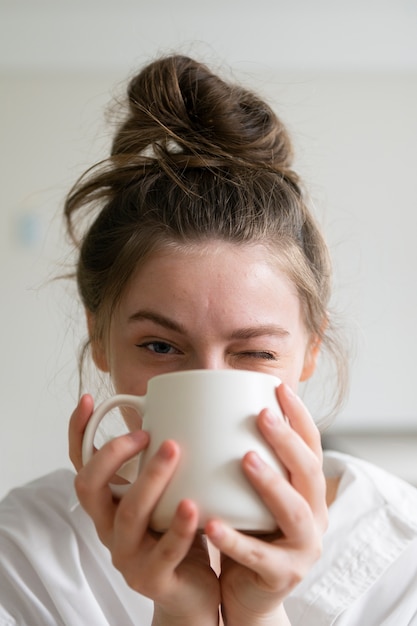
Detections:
[91, 241, 320, 428]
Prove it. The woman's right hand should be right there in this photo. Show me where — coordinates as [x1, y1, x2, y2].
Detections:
[68, 395, 220, 626]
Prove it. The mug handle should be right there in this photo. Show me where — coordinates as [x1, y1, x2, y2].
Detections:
[81, 394, 145, 498]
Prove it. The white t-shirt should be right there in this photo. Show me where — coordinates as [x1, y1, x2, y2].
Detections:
[1, 451, 416, 625]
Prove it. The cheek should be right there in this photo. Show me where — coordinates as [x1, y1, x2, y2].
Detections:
[279, 371, 302, 392]
[283, 338, 314, 388]
[107, 344, 145, 395]
[122, 408, 143, 432]
[111, 373, 149, 401]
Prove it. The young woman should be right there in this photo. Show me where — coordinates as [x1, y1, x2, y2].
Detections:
[1, 55, 416, 626]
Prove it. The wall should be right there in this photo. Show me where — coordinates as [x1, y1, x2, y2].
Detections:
[1, 67, 416, 497]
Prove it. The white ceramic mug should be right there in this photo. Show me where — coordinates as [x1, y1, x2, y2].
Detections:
[82, 369, 286, 532]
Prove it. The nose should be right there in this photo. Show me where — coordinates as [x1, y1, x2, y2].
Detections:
[189, 350, 230, 371]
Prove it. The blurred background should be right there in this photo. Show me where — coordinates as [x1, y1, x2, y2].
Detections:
[1, 0, 416, 497]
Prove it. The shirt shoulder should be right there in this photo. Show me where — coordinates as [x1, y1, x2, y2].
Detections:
[324, 450, 417, 531]
[0, 470, 153, 625]
[1, 468, 76, 505]
[0, 469, 77, 540]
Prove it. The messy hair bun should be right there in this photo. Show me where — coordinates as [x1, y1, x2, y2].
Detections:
[112, 55, 297, 180]
[65, 54, 348, 417]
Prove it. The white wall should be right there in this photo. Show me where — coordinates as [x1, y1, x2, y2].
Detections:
[0, 73, 115, 497]
[1, 1, 417, 497]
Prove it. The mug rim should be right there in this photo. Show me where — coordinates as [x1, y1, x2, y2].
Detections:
[148, 368, 281, 385]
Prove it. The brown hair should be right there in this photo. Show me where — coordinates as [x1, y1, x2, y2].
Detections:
[64, 54, 348, 418]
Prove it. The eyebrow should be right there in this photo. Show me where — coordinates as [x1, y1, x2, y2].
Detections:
[128, 309, 290, 339]
[230, 325, 290, 340]
[128, 310, 186, 333]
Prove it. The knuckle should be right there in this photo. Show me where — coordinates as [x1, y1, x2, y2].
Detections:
[116, 503, 138, 528]
[105, 437, 123, 457]
[244, 545, 266, 570]
[159, 543, 182, 563]
[280, 422, 295, 445]
[74, 471, 92, 501]
[287, 498, 310, 528]
[302, 527, 323, 566]
[309, 423, 322, 449]
[144, 459, 173, 484]
[308, 529, 323, 563]
[288, 567, 304, 588]
[307, 537, 323, 570]
[260, 465, 280, 491]
[105, 434, 137, 459]
[145, 464, 165, 482]
[305, 452, 323, 478]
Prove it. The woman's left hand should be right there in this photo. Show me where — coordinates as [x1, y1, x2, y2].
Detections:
[205, 383, 328, 626]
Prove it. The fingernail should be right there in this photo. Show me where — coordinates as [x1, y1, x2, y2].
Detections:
[206, 519, 224, 541]
[263, 408, 279, 427]
[284, 383, 297, 399]
[158, 440, 176, 461]
[128, 430, 147, 445]
[177, 499, 195, 521]
[246, 451, 264, 470]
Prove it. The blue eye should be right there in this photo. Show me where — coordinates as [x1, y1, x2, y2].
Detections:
[138, 341, 177, 355]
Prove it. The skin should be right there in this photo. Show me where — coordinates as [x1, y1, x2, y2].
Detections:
[69, 241, 334, 626]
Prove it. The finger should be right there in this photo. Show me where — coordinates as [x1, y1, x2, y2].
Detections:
[113, 440, 181, 553]
[256, 406, 327, 529]
[68, 394, 95, 471]
[206, 516, 289, 588]
[206, 517, 316, 591]
[150, 499, 199, 578]
[277, 384, 322, 459]
[75, 430, 149, 542]
[242, 451, 317, 541]
[114, 500, 201, 602]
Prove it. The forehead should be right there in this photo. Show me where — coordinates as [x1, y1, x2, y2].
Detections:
[118, 240, 303, 328]
[126, 240, 294, 292]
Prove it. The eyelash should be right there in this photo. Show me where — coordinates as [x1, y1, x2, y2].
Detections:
[239, 351, 276, 361]
[136, 341, 180, 355]
[136, 342, 277, 361]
